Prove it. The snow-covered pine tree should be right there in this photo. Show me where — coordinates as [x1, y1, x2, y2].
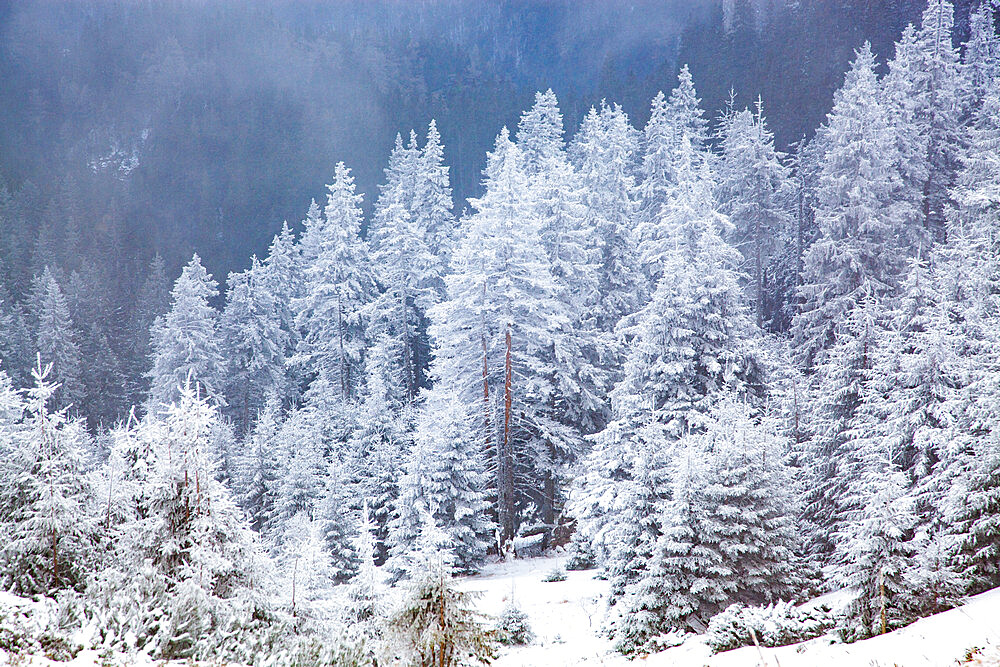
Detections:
[950, 73, 1000, 244]
[386, 388, 493, 581]
[0, 287, 33, 388]
[63, 262, 125, 426]
[635, 65, 711, 284]
[258, 221, 305, 407]
[428, 127, 579, 543]
[610, 436, 709, 654]
[881, 24, 933, 256]
[0, 357, 96, 595]
[516, 90, 606, 436]
[835, 435, 918, 639]
[147, 254, 226, 410]
[963, 4, 1000, 107]
[933, 75, 1000, 598]
[270, 412, 327, 533]
[851, 258, 961, 527]
[613, 135, 760, 442]
[294, 163, 376, 401]
[107, 380, 272, 660]
[344, 334, 407, 564]
[571, 142, 760, 568]
[951, 430, 1000, 594]
[385, 557, 495, 667]
[346, 499, 384, 634]
[910, 0, 966, 242]
[369, 133, 440, 402]
[415, 119, 456, 287]
[220, 257, 288, 433]
[716, 98, 793, 330]
[568, 101, 644, 346]
[317, 456, 360, 584]
[238, 395, 283, 533]
[126, 254, 171, 405]
[791, 43, 915, 372]
[612, 400, 805, 654]
[276, 511, 336, 620]
[802, 294, 883, 559]
[35, 267, 83, 410]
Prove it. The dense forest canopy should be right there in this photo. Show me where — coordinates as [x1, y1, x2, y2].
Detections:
[0, 0, 973, 284]
[1, 1, 1000, 665]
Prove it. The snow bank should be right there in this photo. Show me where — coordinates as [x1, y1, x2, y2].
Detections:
[462, 555, 1000, 667]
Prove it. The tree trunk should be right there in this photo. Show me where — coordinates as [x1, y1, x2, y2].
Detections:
[481, 282, 490, 451]
[879, 574, 887, 635]
[500, 324, 515, 544]
[755, 217, 764, 329]
[400, 287, 415, 403]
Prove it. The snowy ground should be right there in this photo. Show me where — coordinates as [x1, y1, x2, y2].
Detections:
[4, 556, 1000, 667]
[462, 554, 1000, 667]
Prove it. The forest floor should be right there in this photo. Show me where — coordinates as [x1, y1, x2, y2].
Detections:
[2, 555, 999, 666]
[465, 554, 1000, 667]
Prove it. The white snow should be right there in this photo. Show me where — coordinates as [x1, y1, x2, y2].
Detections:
[4, 555, 1000, 667]
[461, 555, 1000, 667]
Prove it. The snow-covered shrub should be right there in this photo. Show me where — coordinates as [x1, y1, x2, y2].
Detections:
[706, 601, 836, 653]
[0, 595, 81, 662]
[542, 566, 567, 582]
[265, 633, 372, 667]
[494, 603, 534, 645]
[564, 542, 596, 571]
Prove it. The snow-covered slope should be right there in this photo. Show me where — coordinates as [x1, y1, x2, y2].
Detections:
[462, 555, 1000, 667]
[4, 555, 999, 667]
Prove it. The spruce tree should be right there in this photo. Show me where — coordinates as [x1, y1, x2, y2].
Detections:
[716, 99, 793, 329]
[0, 357, 96, 595]
[387, 388, 493, 581]
[835, 437, 918, 639]
[428, 128, 579, 542]
[147, 254, 225, 410]
[294, 163, 376, 401]
[35, 267, 83, 410]
[791, 44, 914, 372]
[569, 101, 643, 342]
[220, 258, 288, 433]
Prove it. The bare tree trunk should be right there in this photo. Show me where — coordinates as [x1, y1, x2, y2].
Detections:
[879, 575, 887, 635]
[500, 324, 515, 544]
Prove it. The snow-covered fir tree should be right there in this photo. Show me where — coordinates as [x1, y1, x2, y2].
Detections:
[0, 358, 96, 595]
[801, 295, 883, 558]
[344, 334, 408, 564]
[791, 43, 915, 372]
[220, 257, 289, 433]
[237, 394, 283, 533]
[96, 380, 272, 660]
[516, 89, 606, 434]
[369, 133, 440, 402]
[386, 388, 493, 581]
[569, 100, 644, 344]
[294, 162, 377, 401]
[429, 127, 581, 542]
[716, 98, 793, 329]
[571, 144, 762, 568]
[834, 435, 918, 639]
[147, 254, 226, 410]
[611, 400, 805, 654]
[635, 65, 711, 284]
[35, 267, 83, 410]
